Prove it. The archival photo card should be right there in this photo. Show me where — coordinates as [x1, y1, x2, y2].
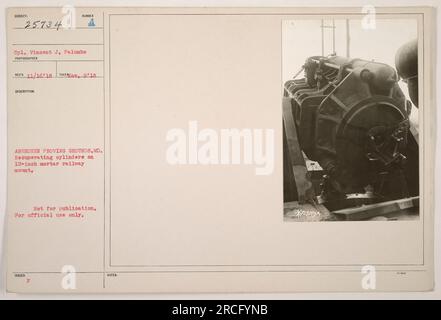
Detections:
[5, 6, 435, 293]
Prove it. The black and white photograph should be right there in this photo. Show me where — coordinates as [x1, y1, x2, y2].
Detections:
[282, 18, 420, 221]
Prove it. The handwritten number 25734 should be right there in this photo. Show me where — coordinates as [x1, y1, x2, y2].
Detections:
[24, 20, 62, 30]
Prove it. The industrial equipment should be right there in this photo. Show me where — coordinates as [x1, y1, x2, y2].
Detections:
[283, 53, 419, 212]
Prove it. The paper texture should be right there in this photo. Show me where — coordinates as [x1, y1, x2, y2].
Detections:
[6, 6, 435, 293]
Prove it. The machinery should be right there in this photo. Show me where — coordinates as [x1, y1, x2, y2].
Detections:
[283, 52, 419, 211]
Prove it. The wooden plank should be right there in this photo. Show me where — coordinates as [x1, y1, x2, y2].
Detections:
[282, 97, 316, 204]
[332, 196, 419, 221]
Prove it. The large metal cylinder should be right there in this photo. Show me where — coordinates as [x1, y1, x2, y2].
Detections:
[283, 55, 418, 200]
[395, 39, 418, 107]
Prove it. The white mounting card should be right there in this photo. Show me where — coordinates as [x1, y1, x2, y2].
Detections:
[6, 6, 435, 293]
